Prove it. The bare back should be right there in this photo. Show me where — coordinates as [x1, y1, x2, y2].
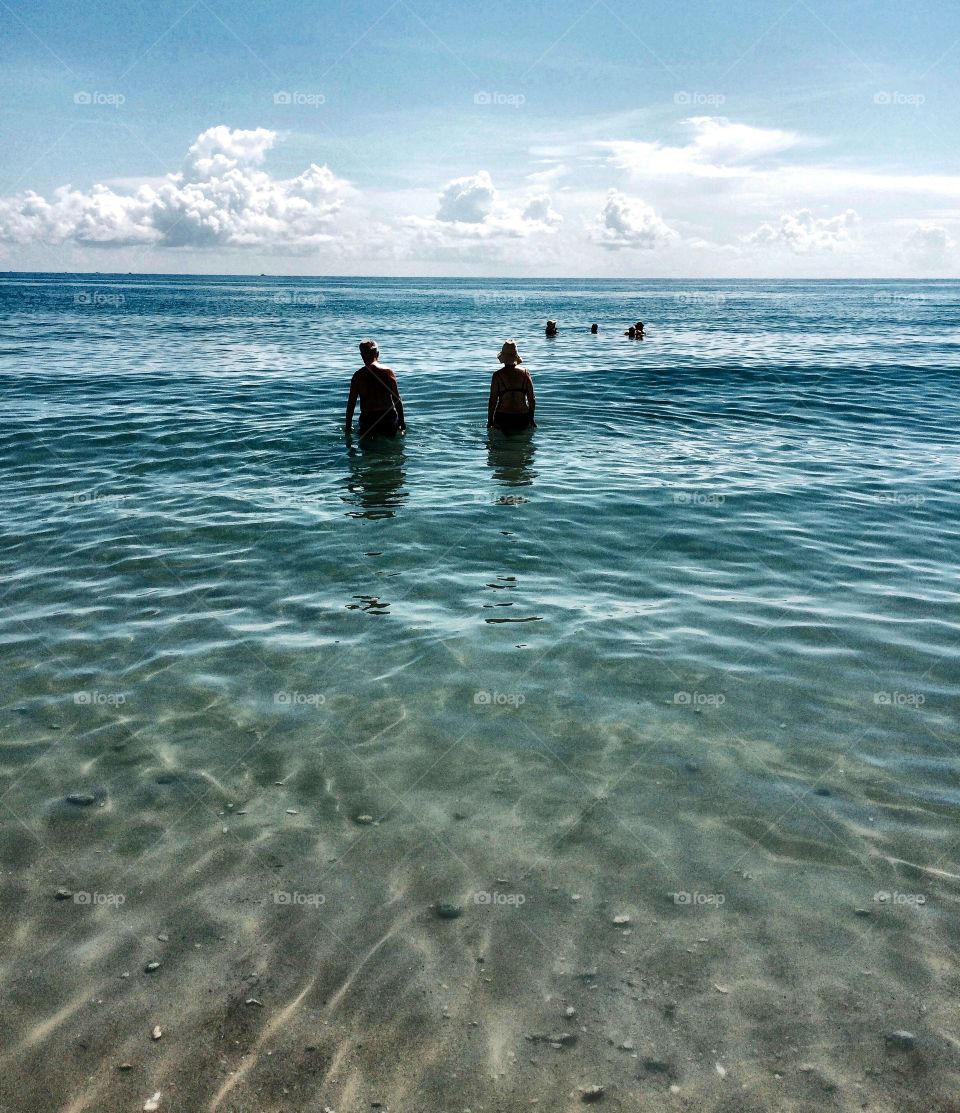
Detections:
[491, 366, 533, 414]
[353, 364, 398, 412]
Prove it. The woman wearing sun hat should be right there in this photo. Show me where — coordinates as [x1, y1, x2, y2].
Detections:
[487, 340, 536, 433]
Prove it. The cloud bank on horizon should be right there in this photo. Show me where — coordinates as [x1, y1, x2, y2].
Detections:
[0, 127, 347, 251]
[0, 115, 956, 276]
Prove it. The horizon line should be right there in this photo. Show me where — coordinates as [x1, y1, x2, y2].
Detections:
[0, 271, 955, 283]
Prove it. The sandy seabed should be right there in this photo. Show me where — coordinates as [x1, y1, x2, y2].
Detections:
[2, 689, 959, 1113]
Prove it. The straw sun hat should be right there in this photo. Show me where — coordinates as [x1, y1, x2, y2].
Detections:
[497, 339, 523, 365]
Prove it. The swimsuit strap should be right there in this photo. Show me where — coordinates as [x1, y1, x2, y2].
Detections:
[495, 369, 528, 400]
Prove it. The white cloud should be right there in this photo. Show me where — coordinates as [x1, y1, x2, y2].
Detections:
[436, 171, 497, 223]
[591, 189, 676, 250]
[742, 208, 860, 252]
[183, 125, 275, 177]
[595, 117, 960, 215]
[599, 116, 804, 183]
[521, 194, 560, 223]
[0, 126, 349, 251]
[686, 116, 802, 162]
[406, 170, 562, 250]
[900, 222, 956, 263]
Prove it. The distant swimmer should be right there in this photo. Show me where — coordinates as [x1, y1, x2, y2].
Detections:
[590, 323, 599, 334]
[635, 320, 645, 338]
[545, 319, 558, 337]
[488, 339, 536, 433]
[345, 339, 406, 438]
[624, 326, 636, 338]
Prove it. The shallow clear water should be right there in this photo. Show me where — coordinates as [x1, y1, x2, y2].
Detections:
[2, 274, 960, 1110]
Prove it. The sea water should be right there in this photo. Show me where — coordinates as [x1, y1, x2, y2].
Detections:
[1, 274, 959, 1108]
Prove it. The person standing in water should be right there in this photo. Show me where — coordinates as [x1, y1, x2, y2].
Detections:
[590, 323, 599, 334]
[545, 319, 558, 337]
[345, 339, 406, 438]
[488, 340, 536, 432]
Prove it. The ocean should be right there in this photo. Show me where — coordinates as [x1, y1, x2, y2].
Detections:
[2, 273, 959, 1111]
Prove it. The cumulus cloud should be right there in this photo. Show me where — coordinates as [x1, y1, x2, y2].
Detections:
[742, 208, 860, 252]
[436, 171, 497, 224]
[900, 222, 956, 263]
[521, 194, 560, 223]
[0, 126, 349, 251]
[591, 189, 676, 250]
[408, 170, 561, 249]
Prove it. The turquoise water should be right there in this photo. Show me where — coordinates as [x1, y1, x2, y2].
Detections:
[2, 275, 960, 1109]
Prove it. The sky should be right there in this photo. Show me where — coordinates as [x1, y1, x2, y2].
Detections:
[0, 0, 958, 277]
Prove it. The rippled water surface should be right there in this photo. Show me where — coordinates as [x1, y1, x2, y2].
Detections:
[2, 274, 960, 1111]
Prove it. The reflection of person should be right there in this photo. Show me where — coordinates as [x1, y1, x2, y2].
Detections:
[487, 340, 536, 433]
[487, 421, 537, 489]
[545, 319, 558, 337]
[345, 339, 406, 438]
[343, 437, 408, 520]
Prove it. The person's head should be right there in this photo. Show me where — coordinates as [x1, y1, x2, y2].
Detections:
[498, 339, 522, 366]
[359, 338, 379, 365]
[590, 323, 598, 333]
[635, 321, 644, 330]
[627, 326, 636, 337]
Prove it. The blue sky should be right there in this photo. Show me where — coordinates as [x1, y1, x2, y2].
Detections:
[1, 0, 958, 275]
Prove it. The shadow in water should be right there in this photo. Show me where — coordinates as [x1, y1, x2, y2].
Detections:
[342, 433, 408, 519]
[486, 428, 537, 496]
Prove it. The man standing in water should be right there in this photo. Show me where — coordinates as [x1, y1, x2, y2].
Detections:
[345, 339, 406, 438]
